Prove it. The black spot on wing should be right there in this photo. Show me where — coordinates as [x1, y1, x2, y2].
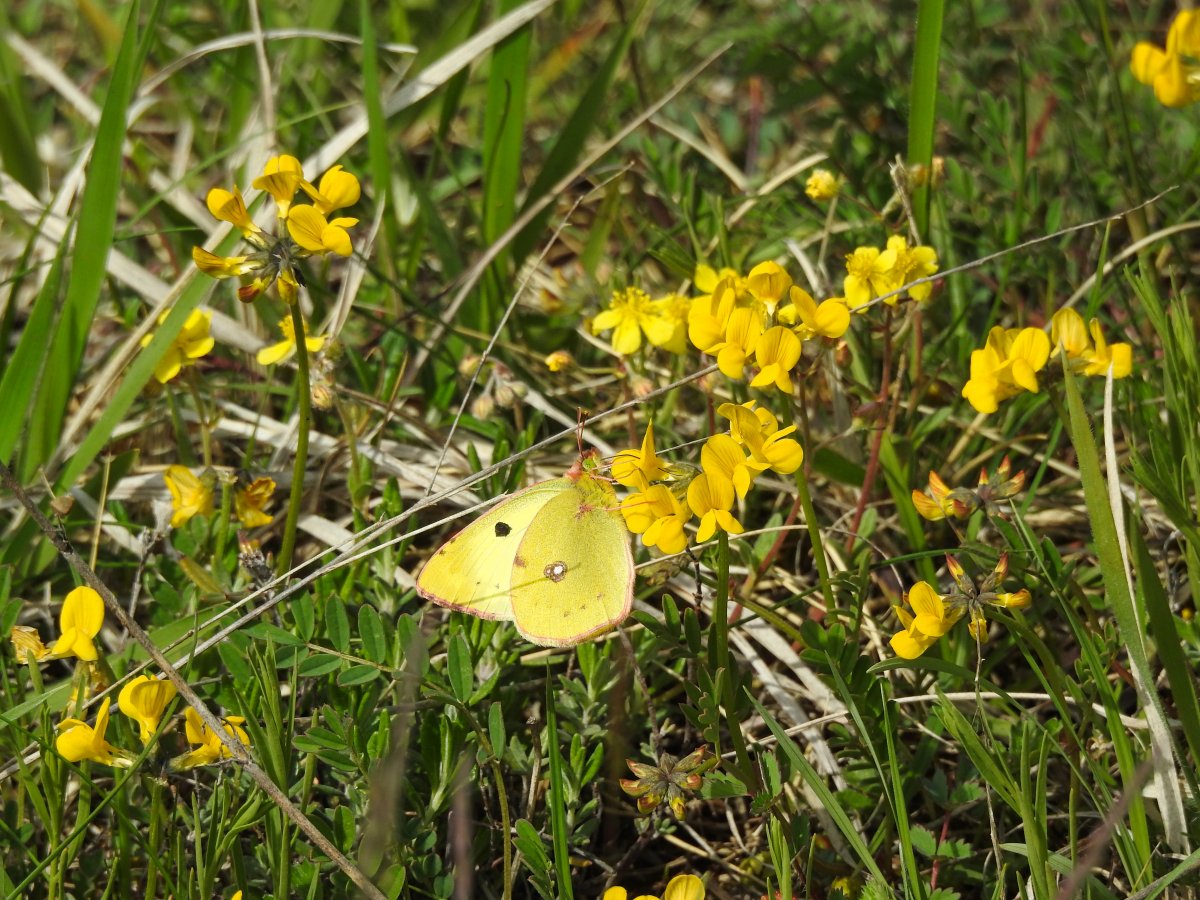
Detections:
[494, 521, 512, 537]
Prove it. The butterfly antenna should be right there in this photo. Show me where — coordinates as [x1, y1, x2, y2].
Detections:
[575, 408, 589, 458]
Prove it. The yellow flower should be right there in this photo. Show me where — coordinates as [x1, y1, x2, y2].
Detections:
[1050, 308, 1132, 378]
[287, 204, 358, 257]
[693, 263, 745, 300]
[9, 625, 49, 664]
[648, 293, 691, 354]
[235, 477, 276, 528]
[700, 433, 756, 499]
[170, 707, 252, 770]
[612, 423, 671, 491]
[118, 675, 178, 744]
[604, 874, 705, 900]
[544, 350, 574, 372]
[713, 308, 762, 380]
[718, 402, 805, 476]
[911, 470, 964, 521]
[48, 586, 105, 662]
[744, 261, 792, 317]
[889, 582, 959, 660]
[805, 168, 841, 202]
[749, 326, 803, 393]
[256, 315, 327, 366]
[880, 235, 938, 303]
[252, 154, 306, 219]
[304, 164, 362, 216]
[592, 287, 673, 356]
[192, 247, 251, 279]
[687, 472, 743, 542]
[780, 286, 850, 341]
[163, 465, 215, 528]
[205, 186, 261, 239]
[687, 277, 738, 354]
[56, 698, 134, 768]
[961, 326, 1051, 414]
[140, 308, 215, 384]
[621, 485, 691, 555]
[1131, 10, 1200, 107]
[843, 246, 894, 309]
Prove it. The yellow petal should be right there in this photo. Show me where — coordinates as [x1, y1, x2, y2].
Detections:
[257, 339, 295, 366]
[287, 205, 331, 253]
[663, 874, 706, 900]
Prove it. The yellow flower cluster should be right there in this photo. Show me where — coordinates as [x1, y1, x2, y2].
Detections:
[162, 467, 276, 530]
[603, 874, 705, 900]
[8, 587, 251, 769]
[961, 308, 1132, 414]
[890, 554, 1031, 659]
[592, 262, 851, 387]
[193, 154, 360, 304]
[842, 235, 938, 309]
[615, 408, 803, 555]
[1131, 9, 1200, 107]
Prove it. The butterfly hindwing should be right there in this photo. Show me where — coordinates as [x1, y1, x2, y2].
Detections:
[510, 474, 634, 646]
[416, 479, 570, 620]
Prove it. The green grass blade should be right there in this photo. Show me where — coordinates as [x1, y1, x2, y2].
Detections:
[511, 0, 646, 263]
[1060, 363, 1187, 849]
[751, 696, 887, 884]
[544, 671, 574, 900]
[0, 248, 64, 466]
[906, 0, 944, 238]
[0, 6, 43, 193]
[25, 0, 148, 479]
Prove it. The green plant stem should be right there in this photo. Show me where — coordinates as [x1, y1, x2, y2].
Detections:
[794, 470, 833, 611]
[213, 475, 233, 578]
[711, 531, 756, 787]
[277, 303, 312, 576]
[184, 368, 213, 467]
[907, 0, 945, 238]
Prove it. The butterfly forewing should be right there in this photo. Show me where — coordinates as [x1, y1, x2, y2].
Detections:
[416, 480, 569, 620]
[510, 475, 634, 646]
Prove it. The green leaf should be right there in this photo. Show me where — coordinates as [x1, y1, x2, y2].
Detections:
[447, 633, 474, 703]
[358, 604, 387, 662]
[297, 655, 344, 678]
[326, 596, 351, 653]
[337, 665, 381, 687]
[513, 819, 554, 900]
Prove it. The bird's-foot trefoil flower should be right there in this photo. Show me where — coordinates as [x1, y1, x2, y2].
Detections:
[194, 156, 360, 303]
[749, 326, 802, 393]
[620, 745, 717, 819]
[56, 698, 134, 768]
[48, 586, 105, 662]
[745, 261, 792, 318]
[118, 675, 178, 745]
[914, 458, 1025, 521]
[687, 472, 743, 542]
[141, 308, 215, 384]
[961, 326, 1051, 414]
[1050, 308, 1132, 378]
[718, 402, 805, 476]
[170, 707, 252, 770]
[235, 476, 276, 528]
[621, 485, 692, 555]
[163, 466, 215, 529]
[603, 874, 706, 900]
[612, 423, 671, 492]
[779, 286, 850, 341]
[256, 315, 327, 366]
[1131, 10, 1200, 107]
